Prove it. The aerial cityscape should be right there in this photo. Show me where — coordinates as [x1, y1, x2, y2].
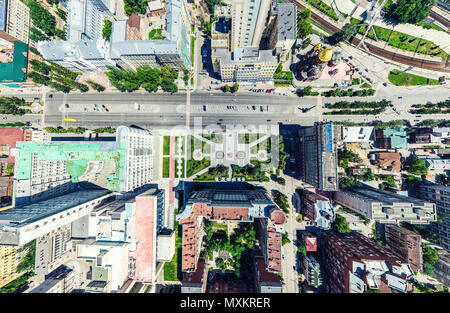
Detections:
[0, 0, 450, 298]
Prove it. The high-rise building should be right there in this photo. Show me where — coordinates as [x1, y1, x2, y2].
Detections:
[298, 122, 338, 191]
[0, 188, 114, 246]
[34, 224, 72, 275]
[0, 0, 30, 49]
[12, 125, 153, 206]
[334, 185, 436, 224]
[227, 0, 271, 51]
[384, 225, 423, 273]
[322, 232, 414, 293]
[0, 244, 28, 288]
[418, 182, 450, 251]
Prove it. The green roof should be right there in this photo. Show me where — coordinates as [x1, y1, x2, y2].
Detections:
[383, 128, 408, 149]
[0, 41, 28, 82]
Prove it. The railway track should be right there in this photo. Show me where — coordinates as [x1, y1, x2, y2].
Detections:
[286, 0, 450, 73]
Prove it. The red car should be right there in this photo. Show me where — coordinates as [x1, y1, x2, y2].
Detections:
[105, 108, 109, 112]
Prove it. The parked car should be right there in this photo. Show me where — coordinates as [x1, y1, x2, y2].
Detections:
[65, 103, 69, 108]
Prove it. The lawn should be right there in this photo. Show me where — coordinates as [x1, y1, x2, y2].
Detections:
[148, 28, 163, 40]
[250, 137, 272, 154]
[350, 18, 449, 59]
[162, 157, 170, 178]
[238, 133, 266, 144]
[186, 158, 211, 178]
[388, 69, 441, 86]
[193, 166, 229, 181]
[202, 133, 223, 143]
[191, 36, 195, 68]
[211, 221, 228, 234]
[306, 0, 340, 21]
[163, 218, 182, 281]
[163, 136, 170, 155]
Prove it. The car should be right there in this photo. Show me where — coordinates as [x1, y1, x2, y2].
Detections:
[252, 105, 256, 110]
[266, 119, 271, 122]
[398, 96, 403, 99]
[293, 266, 296, 271]
[105, 108, 109, 112]
[203, 105, 206, 111]
[349, 56, 353, 59]
[102, 104, 106, 108]
[65, 103, 69, 108]
[84, 107, 87, 112]
[48, 94, 53, 98]
[383, 83, 388, 87]
[260, 106, 263, 112]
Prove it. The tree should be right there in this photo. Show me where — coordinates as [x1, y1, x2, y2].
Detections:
[297, 244, 307, 257]
[282, 233, 291, 246]
[232, 83, 239, 93]
[86, 80, 106, 92]
[223, 84, 231, 93]
[333, 214, 351, 233]
[28, 71, 50, 85]
[102, 20, 112, 40]
[27, 1, 57, 36]
[386, 0, 436, 24]
[29, 59, 51, 75]
[329, 23, 358, 45]
[297, 19, 312, 40]
[296, 214, 303, 223]
[277, 177, 286, 185]
[404, 156, 428, 176]
[160, 66, 178, 81]
[160, 78, 178, 93]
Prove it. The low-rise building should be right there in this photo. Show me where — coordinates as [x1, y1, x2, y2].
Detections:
[301, 232, 317, 252]
[181, 258, 208, 293]
[409, 128, 433, 144]
[303, 255, 322, 289]
[341, 126, 374, 144]
[375, 128, 408, 150]
[334, 185, 436, 225]
[384, 225, 423, 273]
[302, 190, 335, 230]
[29, 265, 75, 293]
[372, 152, 402, 172]
[418, 156, 450, 170]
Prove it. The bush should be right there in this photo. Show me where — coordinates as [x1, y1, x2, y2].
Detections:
[333, 214, 351, 233]
[86, 80, 106, 92]
[102, 20, 112, 40]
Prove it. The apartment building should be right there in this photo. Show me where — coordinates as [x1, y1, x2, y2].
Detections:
[418, 182, 450, 251]
[434, 252, 450, 287]
[12, 125, 153, 206]
[0, 0, 30, 49]
[298, 122, 339, 191]
[38, 0, 191, 71]
[0, 244, 28, 288]
[303, 255, 322, 289]
[302, 190, 335, 230]
[384, 225, 423, 273]
[322, 232, 414, 293]
[334, 185, 436, 224]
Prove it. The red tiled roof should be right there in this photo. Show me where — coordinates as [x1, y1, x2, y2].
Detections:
[266, 228, 282, 272]
[212, 207, 248, 220]
[0, 128, 23, 164]
[270, 209, 286, 225]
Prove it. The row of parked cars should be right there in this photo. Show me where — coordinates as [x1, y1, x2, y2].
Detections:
[251, 88, 274, 93]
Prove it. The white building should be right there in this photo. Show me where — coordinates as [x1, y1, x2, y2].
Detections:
[342, 127, 375, 143]
[418, 156, 450, 170]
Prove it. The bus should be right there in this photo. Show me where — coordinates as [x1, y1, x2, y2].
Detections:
[63, 118, 77, 122]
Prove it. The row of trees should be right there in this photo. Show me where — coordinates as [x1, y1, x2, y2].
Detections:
[327, 99, 391, 109]
[123, 0, 148, 16]
[222, 83, 239, 93]
[297, 9, 312, 40]
[106, 65, 179, 93]
[322, 88, 376, 97]
[273, 190, 290, 214]
[0, 97, 26, 115]
[386, 0, 436, 24]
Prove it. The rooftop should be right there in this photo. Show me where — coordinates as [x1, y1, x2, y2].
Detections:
[0, 41, 28, 82]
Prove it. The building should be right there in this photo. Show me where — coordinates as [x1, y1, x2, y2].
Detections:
[0, 188, 114, 246]
[341, 126, 374, 144]
[384, 225, 423, 273]
[29, 265, 75, 293]
[322, 232, 414, 293]
[38, 0, 191, 71]
[262, 1, 296, 62]
[298, 122, 338, 191]
[0, 41, 28, 82]
[0, 0, 30, 49]
[302, 255, 322, 289]
[34, 224, 72, 275]
[176, 187, 286, 274]
[12, 125, 153, 206]
[225, 0, 272, 51]
[0, 127, 24, 172]
[214, 46, 278, 82]
[253, 251, 283, 293]
[301, 232, 317, 252]
[334, 185, 436, 225]
[418, 156, 450, 171]
[181, 258, 208, 293]
[409, 128, 433, 144]
[295, 44, 344, 81]
[434, 252, 450, 287]
[375, 128, 408, 150]
[372, 152, 402, 172]
[418, 182, 450, 251]
[0, 244, 28, 288]
[431, 128, 450, 144]
[301, 190, 335, 230]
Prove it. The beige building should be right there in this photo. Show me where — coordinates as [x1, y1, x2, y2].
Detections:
[0, 0, 30, 49]
[0, 244, 28, 288]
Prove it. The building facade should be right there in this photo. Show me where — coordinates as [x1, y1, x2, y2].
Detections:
[384, 225, 423, 273]
[298, 122, 338, 191]
[0, 0, 30, 49]
[29, 265, 75, 293]
[434, 252, 450, 287]
[334, 185, 436, 224]
[418, 182, 450, 251]
[303, 255, 322, 289]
